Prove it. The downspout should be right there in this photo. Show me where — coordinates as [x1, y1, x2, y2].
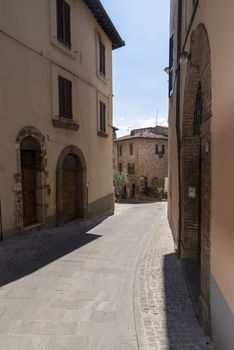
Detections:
[176, 0, 182, 257]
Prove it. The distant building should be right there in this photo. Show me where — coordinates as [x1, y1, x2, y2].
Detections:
[0, 0, 124, 238]
[114, 127, 168, 199]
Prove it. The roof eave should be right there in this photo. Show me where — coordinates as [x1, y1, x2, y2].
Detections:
[82, 0, 125, 50]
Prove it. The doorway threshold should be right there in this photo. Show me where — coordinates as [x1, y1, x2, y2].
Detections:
[23, 222, 45, 234]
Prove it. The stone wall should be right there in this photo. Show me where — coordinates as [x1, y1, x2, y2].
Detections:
[115, 137, 168, 197]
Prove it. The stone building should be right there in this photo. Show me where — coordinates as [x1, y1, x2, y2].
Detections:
[114, 126, 168, 198]
[168, 1, 234, 348]
[0, 0, 124, 238]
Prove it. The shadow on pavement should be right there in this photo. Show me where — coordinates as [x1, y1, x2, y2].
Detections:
[163, 253, 212, 349]
[0, 216, 106, 288]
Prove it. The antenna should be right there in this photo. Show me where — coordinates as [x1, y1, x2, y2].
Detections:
[155, 109, 158, 126]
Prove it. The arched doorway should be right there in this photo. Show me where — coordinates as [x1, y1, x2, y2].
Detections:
[20, 136, 41, 226]
[15, 127, 48, 232]
[57, 146, 87, 225]
[181, 24, 212, 331]
[62, 154, 83, 222]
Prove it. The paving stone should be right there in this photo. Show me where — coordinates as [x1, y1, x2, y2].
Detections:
[134, 205, 215, 350]
[0, 203, 216, 349]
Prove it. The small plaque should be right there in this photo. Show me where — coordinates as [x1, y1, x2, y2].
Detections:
[188, 187, 196, 198]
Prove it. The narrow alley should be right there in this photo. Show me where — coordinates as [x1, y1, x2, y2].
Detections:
[0, 203, 212, 350]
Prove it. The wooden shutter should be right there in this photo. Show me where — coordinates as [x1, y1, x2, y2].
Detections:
[156, 144, 159, 154]
[162, 145, 165, 154]
[66, 79, 72, 118]
[99, 41, 106, 76]
[102, 44, 106, 76]
[64, 1, 71, 48]
[56, 0, 71, 48]
[59, 76, 65, 117]
[99, 101, 106, 132]
[58, 76, 72, 118]
[57, 0, 63, 42]
[169, 33, 174, 97]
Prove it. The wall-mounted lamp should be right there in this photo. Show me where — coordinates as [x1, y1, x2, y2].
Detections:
[179, 50, 191, 65]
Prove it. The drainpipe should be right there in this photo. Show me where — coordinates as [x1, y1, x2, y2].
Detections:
[0, 198, 3, 241]
[176, 0, 182, 257]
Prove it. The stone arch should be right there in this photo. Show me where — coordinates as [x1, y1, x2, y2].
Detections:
[56, 145, 87, 226]
[15, 126, 48, 232]
[181, 24, 212, 332]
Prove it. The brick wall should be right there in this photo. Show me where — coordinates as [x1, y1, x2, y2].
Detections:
[181, 24, 212, 333]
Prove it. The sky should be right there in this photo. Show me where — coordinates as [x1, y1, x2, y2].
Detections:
[101, 0, 170, 137]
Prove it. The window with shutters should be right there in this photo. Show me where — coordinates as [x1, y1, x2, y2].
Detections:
[168, 33, 174, 97]
[128, 163, 135, 174]
[156, 144, 165, 157]
[129, 144, 134, 155]
[99, 40, 106, 77]
[99, 101, 106, 133]
[118, 163, 122, 172]
[119, 144, 123, 157]
[58, 75, 72, 118]
[56, 0, 71, 49]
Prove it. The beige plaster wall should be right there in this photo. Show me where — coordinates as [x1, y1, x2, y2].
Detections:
[0, 0, 115, 234]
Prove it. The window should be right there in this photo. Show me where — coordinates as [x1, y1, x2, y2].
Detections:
[118, 163, 122, 172]
[58, 75, 72, 118]
[99, 40, 106, 76]
[99, 101, 106, 133]
[169, 33, 174, 97]
[128, 163, 135, 174]
[56, 0, 71, 49]
[119, 144, 123, 157]
[156, 144, 165, 156]
[129, 144, 133, 155]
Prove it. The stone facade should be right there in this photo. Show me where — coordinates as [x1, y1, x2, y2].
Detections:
[114, 127, 168, 199]
[168, 0, 234, 348]
[0, 0, 124, 238]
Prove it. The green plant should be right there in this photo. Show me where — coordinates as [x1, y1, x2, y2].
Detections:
[113, 170, 128, 199]
[147, 186, 164, 198]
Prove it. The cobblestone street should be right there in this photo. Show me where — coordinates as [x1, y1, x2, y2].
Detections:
[0, 202, 213, 349]
[134, 205, 213, 350]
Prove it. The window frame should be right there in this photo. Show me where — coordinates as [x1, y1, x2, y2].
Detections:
[169, 32, 174, 97]
[58, 75, 73, 119]
[119, 144, 123, 157]
[128, 163, 135, 175]
[99, 40, 106, 77]
[56, 0, 71, 49]
[99, 100, 107, 134]
[156, 144, 165, 156]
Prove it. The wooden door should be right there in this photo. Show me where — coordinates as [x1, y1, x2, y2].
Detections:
[22, 166, 37, 226]
[62, 169, 78, 222]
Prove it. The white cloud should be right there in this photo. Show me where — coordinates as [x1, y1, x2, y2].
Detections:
[138, 117, 168, 128]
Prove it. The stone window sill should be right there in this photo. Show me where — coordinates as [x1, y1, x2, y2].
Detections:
[52, 116, 79, 131]
[98, 131, 108, 138]
[51, 36, 76, 60]
[97, 71, 108, 84]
